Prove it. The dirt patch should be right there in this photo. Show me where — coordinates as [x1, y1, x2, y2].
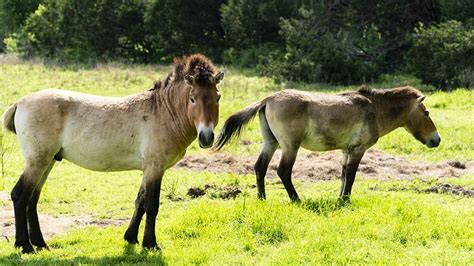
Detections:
[176, 149, 474, 181]
[0, 192, 127, 242]
[425, 183, 474, 197]
[187, 184, 242, 199]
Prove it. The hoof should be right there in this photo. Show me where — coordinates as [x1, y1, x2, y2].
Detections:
[142, 241, 161, 251]
[16, 242, 36, 254]
[124, 231, 139, 244]
[290, 197, 301, 203]
[257, 193, 266, 200]
[36, 244, 50, 251]
[338, 196, 351, 204]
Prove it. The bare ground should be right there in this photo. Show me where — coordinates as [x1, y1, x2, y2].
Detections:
[176, 149, 473, 181]
[0, 192, 127, 242]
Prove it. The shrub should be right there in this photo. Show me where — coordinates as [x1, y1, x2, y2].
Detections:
[0, 0, 42, 53]
[145, 0, 224, 63]
[408, 20, 474, 89]
[258, 8, 384, 84]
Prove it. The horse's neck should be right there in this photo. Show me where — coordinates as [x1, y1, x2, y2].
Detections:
[157, 85, 196, 143]
[371, 96, 414, 137]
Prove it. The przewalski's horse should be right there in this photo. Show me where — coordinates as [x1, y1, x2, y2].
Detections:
[214, 86, 440, 201]
[2, 54, 224, 253]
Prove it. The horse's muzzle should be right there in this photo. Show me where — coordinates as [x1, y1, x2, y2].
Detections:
[198, 131, 214, 148]
[426, 131, 441, 148]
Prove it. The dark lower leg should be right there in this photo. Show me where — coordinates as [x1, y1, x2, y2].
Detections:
[124, 187, 145, 244]
[142, 178, 162, 250]
[27, 189, 48, 249]
[339, 165, 347, 197]
[254, 151, 274, 200]
[277, 152, 299, 202]
[12, 175, 35, 253]
[340, 153, 363, 198]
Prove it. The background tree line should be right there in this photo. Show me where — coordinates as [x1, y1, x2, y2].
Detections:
[0, 0, 473, 89]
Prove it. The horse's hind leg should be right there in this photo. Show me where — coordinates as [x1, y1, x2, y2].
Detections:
[277, 146, 300, 202]
[12, 160, 53, 253]
[124, 183, 145, 244]
[254, 111, 278, 200]
[27, 161, 55, 250]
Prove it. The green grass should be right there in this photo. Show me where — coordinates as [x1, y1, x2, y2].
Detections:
[0, 57, 473, 264]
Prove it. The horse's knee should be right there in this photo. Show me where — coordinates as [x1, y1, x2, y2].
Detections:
[254, 158, 265, 176]
[11, 176, 25, 202]
[277, 165, 291, 179]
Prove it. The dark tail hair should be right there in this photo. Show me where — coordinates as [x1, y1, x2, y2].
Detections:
[213, 100, 266, 150]
[2, 103, 17, 134]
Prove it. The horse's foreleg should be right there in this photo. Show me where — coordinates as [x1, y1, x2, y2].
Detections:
[277, 147, 300, 202]
[27, 161, 54, 250]
[124, 185, 145, 244]
[254, 141, 278, 200]
[142, 166, 164, 250]
[339, 150, 365, 199]
[339, 152, 349, 197]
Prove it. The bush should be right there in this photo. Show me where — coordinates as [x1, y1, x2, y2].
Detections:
[259, 8, 384, 84]
[220, 0, 300, 48]
[0, 0, 42, 53]
[9, 0, 150, 62]
[409, 20, 474, 89]
[145, 0, 224, 63]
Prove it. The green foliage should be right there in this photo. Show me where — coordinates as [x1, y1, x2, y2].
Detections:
[220, 0, 300, 48]
[10, 0, 149, 62]
[409, 20, 474, 89]
[259, 0, 443, 84]
[1, 0, 473, 89]
[439, 0, 474, 23]
[0, 0, 42, 52]
[145, 0, 224, 62]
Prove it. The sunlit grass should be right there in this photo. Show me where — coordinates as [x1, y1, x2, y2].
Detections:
[0, 175, 473, 264]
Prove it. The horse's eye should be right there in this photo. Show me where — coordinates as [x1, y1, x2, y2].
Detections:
[217, 95, 221, 103]
[424, 110, 429, 117]
[190, 97, 195, 103]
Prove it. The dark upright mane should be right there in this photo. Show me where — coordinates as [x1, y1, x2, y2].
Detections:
[358, 85, 423, 99]
[150, 54, 217, 91]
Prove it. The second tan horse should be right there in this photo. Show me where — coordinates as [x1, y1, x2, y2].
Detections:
[2, 54, 224, 253]
[214, 86, 440, 201]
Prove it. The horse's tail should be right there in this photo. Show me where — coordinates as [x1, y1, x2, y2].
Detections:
[213, 100, 266, 151]
[2, 103, 17, 134]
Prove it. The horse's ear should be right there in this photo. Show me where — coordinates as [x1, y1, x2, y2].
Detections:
[184, 75, 195, 86]
[214, 72, 224, 84]
[417, 96, 426, 103]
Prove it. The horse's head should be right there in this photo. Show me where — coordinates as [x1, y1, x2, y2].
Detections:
[405, 96, 441, 148]
[185, 72, 224, 148]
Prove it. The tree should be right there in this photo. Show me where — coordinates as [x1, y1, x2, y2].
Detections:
[0, 0, 42, 52]
[145, 0, 225, 62]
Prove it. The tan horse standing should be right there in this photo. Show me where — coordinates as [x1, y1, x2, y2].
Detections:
[2, 54, 224, 253]
[214, 86, 440, 201]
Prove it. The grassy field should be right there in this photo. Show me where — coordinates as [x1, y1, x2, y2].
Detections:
[0, 57, 473, 264]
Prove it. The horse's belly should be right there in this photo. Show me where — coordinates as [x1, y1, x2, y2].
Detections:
[60, 139, 142, 171]
[301, 136, 340, 151]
